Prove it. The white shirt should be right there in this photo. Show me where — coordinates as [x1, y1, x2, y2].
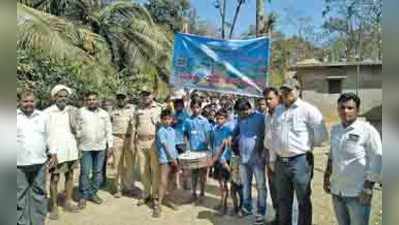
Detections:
[77, 107, 113, 151]
[17, 109, 54, 166]
[329, 120, 382, 196]
[44, 105, 79, 163]
[263, 110, 275, 151]
[269, 99, 327, 162]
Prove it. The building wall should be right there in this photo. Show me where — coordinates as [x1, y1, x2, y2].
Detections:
[296, 65, 382, 132]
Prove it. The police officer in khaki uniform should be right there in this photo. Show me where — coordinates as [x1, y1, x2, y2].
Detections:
[109, 90, 136, 198]
[134, 88, 162, 206]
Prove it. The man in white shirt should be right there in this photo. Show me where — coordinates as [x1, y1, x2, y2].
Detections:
[324, 93, 382, 225]
[17, 90, 57, 225]
[269, 78, 327, 225]
[76, 91, 113, 209]
[45, 85, 80, 220]
[263, 87, 280, 225]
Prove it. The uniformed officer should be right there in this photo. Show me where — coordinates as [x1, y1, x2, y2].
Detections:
[109, 89, 136, 198]
[134, 87, 162, 206]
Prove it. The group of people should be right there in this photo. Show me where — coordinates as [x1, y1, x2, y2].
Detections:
[17, 78, 382, 225]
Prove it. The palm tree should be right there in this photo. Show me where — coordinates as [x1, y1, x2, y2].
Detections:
[18, 1, 173, 91]
[97, 1, 172, 82]
[17, 2, 119, 89]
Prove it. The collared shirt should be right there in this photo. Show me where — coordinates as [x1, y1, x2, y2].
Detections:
[234, 111, 265, 165]
[44, 105, 79, 163]
[173, 110, 190, 145]
[329, 120, 382, 197]
[156, 125, 178, 164]
[225, 114, 238, 133]
[17, 109, 53, 166]
[263, 109, 276, 151]
[184, 115, 212, 152]
[134, 102, 161, 137]
[211, 124, 232, 162]
[76, 107, 113, 151]
[110, 104, 135, 135]
[269, 98, 327, 162]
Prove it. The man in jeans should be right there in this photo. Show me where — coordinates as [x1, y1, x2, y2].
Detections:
[269, 78, 327, 225]
[324, 93, 382, 225]
[233, 98, 266, 225]
[17, 90, 57, 225]
[76, 91, 113, 209]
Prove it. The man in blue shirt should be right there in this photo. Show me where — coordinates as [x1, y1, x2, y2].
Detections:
[153, 109, 179, 218]
[233, 98, 267, 225]
[184, 99, 212, 203]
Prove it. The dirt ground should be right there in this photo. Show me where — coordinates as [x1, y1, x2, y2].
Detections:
[46, 145, 382, 225]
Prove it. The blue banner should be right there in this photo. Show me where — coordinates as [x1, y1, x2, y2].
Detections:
[170, 33, 270, 97]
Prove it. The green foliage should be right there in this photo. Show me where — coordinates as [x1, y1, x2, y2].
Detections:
[97, 1, 172, 84]
[17, 3, 118, 84]
[17, 48, 119, 109]
[322, 0, 382, 60]
[145, 0, 191, 32]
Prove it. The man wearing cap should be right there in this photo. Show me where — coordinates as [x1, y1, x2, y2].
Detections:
[134, 88, 162, 207]
[269, 78, 327, 225]
[109, 90, 136, 198]
[45, 84, 80, 219]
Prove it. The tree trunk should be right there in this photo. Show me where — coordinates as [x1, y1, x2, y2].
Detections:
[256, 0, 265, 37]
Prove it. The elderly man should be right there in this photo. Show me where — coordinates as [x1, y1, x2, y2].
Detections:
[324, 93, 382, 225]
[269, 78, 327, 225]
[134, 88, 162, 209]
[17, 90, 57, 225]
[45, 85, 80, 220]
[109, 90, 136, 198]
[76, 91, 113, 209]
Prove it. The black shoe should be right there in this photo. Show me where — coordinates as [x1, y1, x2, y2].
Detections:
[137, 196, 151, 206]
[89, 195, 103, 204]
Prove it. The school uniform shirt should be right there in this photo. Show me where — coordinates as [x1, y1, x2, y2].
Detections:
[211, 124, 232, 163]
[76, 107, 113, 151]
[44, 105, 79, 163]
[225, 113, 238, 132]
[234, 111, 265, 165]
[17, 109, 55, 166]
[184, 115, 212, 151]
[156, 126, 178, 164]
[173, 110, 190, 145]
[269, 98, 327, 162]
[329, 120, 382, 197]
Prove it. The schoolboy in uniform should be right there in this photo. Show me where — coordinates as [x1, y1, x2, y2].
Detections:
[184, 99, 212, 203]
[153, 109, 179, 217]
[212, 109, 233, 215]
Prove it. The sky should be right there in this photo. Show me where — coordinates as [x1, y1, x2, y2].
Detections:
[190, 0, 327, 39]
